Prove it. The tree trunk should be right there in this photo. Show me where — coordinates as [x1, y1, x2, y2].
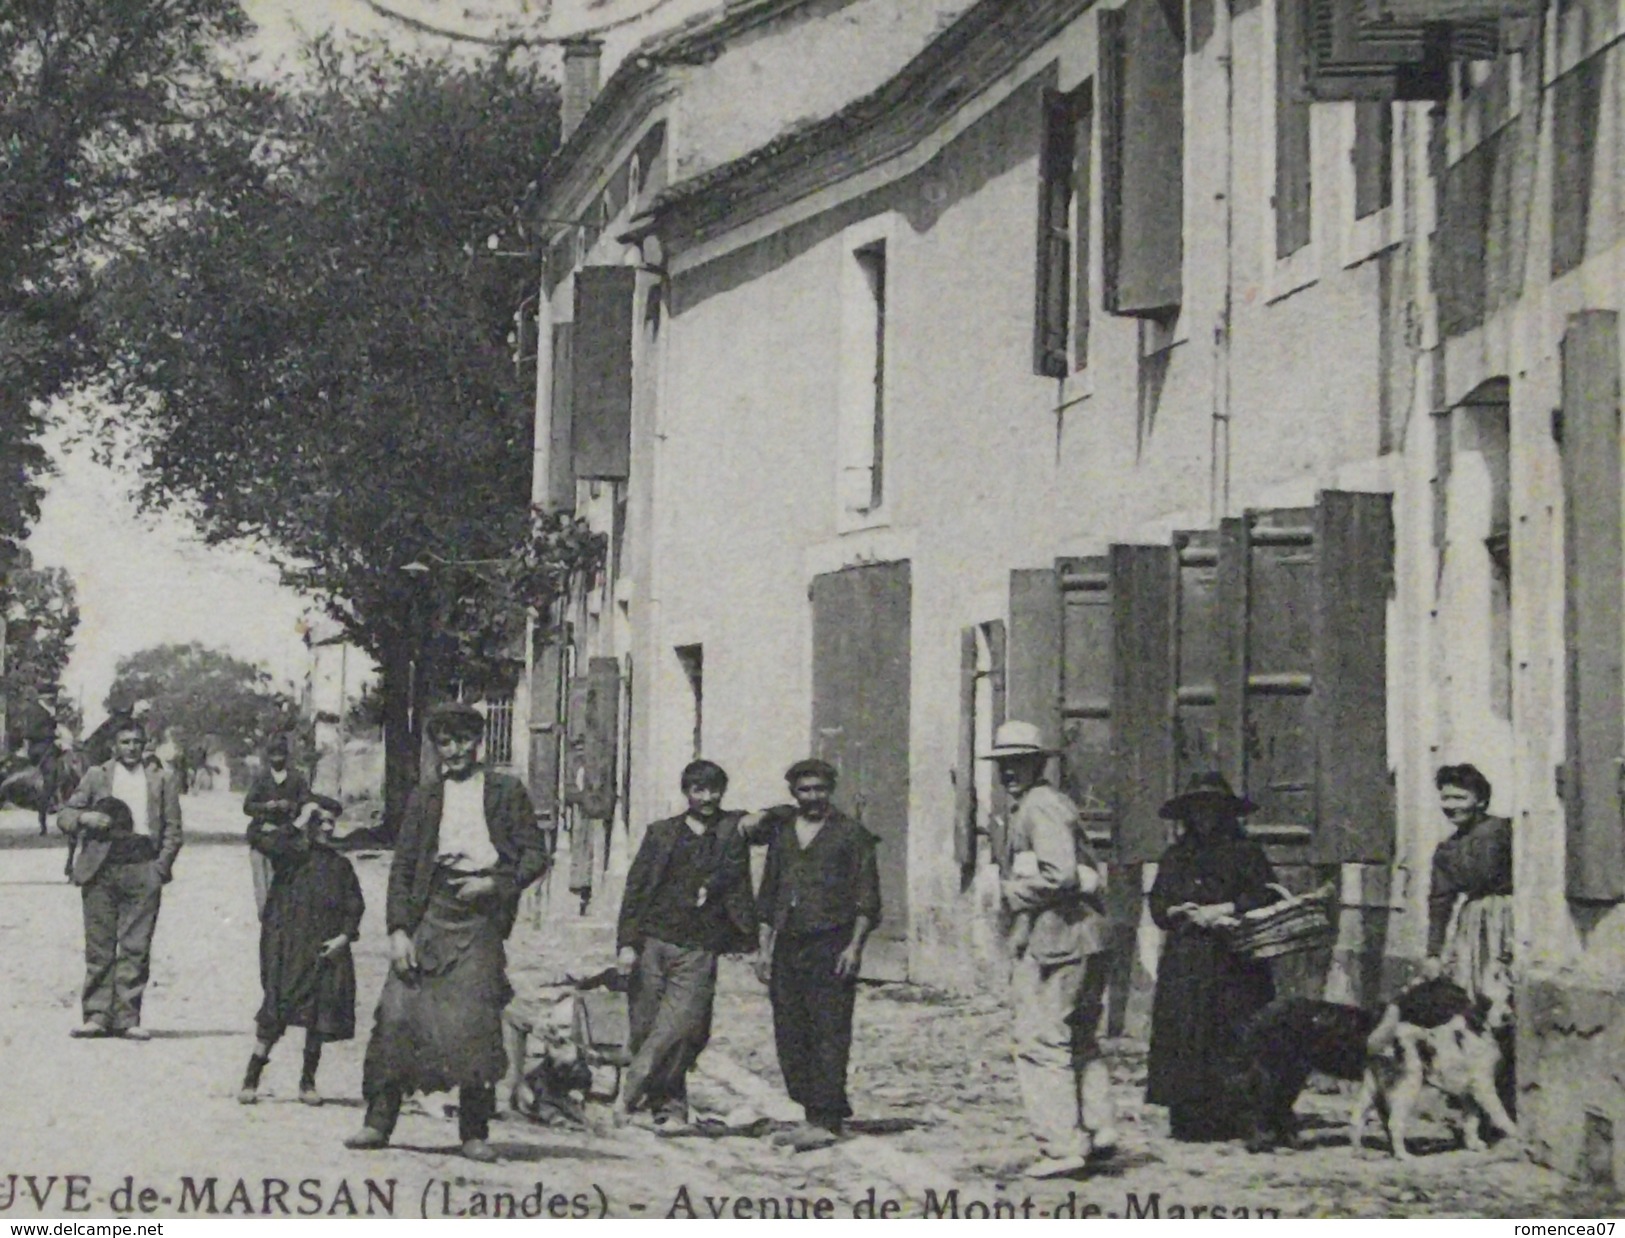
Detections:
[380, 639, 416, 840]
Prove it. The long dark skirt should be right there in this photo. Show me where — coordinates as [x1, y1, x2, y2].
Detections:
[1146, 924, 1274, 1139]
[256, 850, 359, 1041]
[363, 877, 511, 1093]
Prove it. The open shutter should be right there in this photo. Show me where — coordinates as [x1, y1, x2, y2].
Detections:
[1217, 509, 1318, 855]
[1100, 0, 1184, 317]
[1552, 55, 1606, 280]
[1112, 544, 1175, 862]
[1363, 0, 1537, 21]
[1563, 311, 1625, 903]
[1034, 90, 1074, 378]
[571, 266, 636, 480]
[1072, 83, 1094, 370]
[1172, 530, 1223, 791]
[528, 636, 565, 823]
[564, 656, 620, 819]
[1352, 101, 1393, 220]
[547, 323, 576, 511]
[954, 626, 978, 871]
[1058, 557, 1115, 848]
[1304, 0, 1449, 102]
[1312, 492, 1395, 863]
[1008, 568, 1063, 754]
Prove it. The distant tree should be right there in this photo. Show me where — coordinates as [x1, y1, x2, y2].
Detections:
[1, 0, 258, 562]
[106, 643, 299, 760]
[91, 39, 567, 832]
[1, 553, 80, 713]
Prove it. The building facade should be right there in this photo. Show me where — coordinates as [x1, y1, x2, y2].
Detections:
[523, 0, 1625, 1181]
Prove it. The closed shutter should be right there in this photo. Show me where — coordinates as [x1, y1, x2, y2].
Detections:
[954, 626, 978, 871]
[528, 636, 565, 822]
[1312, 492, 1394, 863]
[1034, 89, 1074, 379]
[563, 656, 620, 819]
[571, 266, 636, 480]
[1058, 557, 1115, 848]
[1275, 0, 1313, 258]
[1100, 0, 1184, 317]
[548, 323, 576, 511]
[1008, 568, 1063, 751]
[1218, 509, 1318, 855]
[1112, 544, 1175, 862]
[1304, 0, 1448, 101]
[1562, 311, 1625, 903]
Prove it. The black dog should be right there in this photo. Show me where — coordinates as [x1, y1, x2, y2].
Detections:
[1235, 978, 1504, 1154]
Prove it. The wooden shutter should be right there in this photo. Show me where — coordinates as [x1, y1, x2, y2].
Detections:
[1312, 492, 1394, 863]
[1217, 509, 1318, 854]
[1304, 0, 1449, 102]
[1352, 101, 1393, 220]
[1562, 311, 1625, 903]
[1034, 90, 1074, 379]
[1057, 557, 1115, 848]
[985, 619, 1011, 871]
[1275, 0, 1313, 258]
[547, 322, 576, 511]
[1552, 55, 1605, 280]
[563, 656, 620, 819]
[954, 626, 978, 871]
[1435, 131, 1495, 339]
[528, 635, 565, 822]
[1172, 530, 1223, 792]
[1008, 568, 1063, 751]
[1100, 0, 1184, 317]
[1072, 83, 1094, 370]
[571, 266, 636, 480]
[1112, 544, 1175, 862]
[1363, 0, 1537, 21]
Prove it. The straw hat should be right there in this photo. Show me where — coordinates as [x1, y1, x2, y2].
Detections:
[980, 720, 1061, 761]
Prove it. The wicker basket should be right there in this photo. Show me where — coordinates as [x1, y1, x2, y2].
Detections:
[1223, 882, 1335, 960]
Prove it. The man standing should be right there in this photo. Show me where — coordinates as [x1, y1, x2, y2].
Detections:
[612, 760, 755, 1131]
[753, 759, 880, 1152]
[987, 720, 1117, 1178]
[243, 735, 311, 918]
[58, 716, 184, 1040]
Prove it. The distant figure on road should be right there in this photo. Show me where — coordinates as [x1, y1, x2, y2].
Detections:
[243, 735, 312, 919]
[611, 759, 756, 1132]
[345, 702, 548, 1163]
[240, 794, 360, 1107]
[58, 716, 184, 1040]
[16, 689, 58, 835]
[749, 759, 880, 1152]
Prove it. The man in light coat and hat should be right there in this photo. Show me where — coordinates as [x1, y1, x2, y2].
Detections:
[987, 720, 1117, 1179]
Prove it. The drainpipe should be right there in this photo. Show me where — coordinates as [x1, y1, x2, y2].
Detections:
[1212, 0, 1236, 524]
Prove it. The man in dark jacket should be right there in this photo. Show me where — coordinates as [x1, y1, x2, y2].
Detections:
[751, 759, 880, 1151]
[611, 760, 755, 1131]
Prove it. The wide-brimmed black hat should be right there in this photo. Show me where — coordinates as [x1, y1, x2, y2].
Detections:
[1158, 771, 1257, 820]
[425, 701, 486, 740]
[92, 796, 136, 835]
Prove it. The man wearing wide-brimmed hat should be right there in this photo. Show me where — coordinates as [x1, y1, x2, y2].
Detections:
[985, 721, 1117, 1179]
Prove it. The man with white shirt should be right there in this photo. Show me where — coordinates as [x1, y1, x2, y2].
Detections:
[58, 717, 185, 1040]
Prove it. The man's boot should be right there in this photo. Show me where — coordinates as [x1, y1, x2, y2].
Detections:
[239, 1053, 270, 1105]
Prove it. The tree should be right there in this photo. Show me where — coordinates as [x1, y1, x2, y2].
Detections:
[1, 0, 258, 562]
[106, 643, 298, 761]
[91, 40, 564, 831]
[2, 553, 80, 710]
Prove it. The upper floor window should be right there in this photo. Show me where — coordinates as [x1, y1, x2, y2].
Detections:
[838, 222, 893, 524]
[1034, 82, 1093, 377]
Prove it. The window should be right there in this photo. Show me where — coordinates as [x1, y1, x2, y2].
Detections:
[1034, 82, 1093, 376]
[838, 225, 893, 523]
[675, 644, 703, 760]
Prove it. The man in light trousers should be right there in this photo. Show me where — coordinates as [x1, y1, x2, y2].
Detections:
[988, 720, 1117, 1179]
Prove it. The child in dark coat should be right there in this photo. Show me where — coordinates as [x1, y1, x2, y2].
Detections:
[240, 794, 363, 1106]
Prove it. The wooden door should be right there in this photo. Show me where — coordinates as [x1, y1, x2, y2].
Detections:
[810, 562, 912, 947]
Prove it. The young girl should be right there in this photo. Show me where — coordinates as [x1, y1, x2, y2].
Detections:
[240, 793, 363, 1105]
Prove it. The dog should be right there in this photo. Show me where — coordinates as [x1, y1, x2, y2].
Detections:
[1236, 978, 1516, 1158]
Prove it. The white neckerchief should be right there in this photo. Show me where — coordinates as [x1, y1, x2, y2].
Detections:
[437, 771, 498, 871]
[111, 762, 151, 838]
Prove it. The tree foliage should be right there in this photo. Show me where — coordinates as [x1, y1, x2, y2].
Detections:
[1, 552, 80, 708]
[106, 642, 297, 759]
[1, 0, 257, 558]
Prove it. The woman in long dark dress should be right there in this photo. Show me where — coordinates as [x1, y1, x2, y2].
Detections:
[1146, 772, 1279, 1141]
[239, 793, 361, 1106]
[344, 702, 549, 1163]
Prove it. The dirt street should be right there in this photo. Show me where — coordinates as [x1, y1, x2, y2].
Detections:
[1, 792, 1617, 1220]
